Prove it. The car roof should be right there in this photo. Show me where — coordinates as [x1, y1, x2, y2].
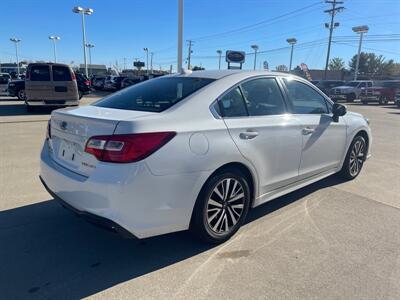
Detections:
[169, 69, 291, 80]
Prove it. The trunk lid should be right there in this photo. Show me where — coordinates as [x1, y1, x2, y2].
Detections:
[49, 105, 154, 176]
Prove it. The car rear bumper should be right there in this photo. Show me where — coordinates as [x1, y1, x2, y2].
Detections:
[40, 141, 211, 239]
[40, 176, 136, 238]
[26, 99, 79, 106]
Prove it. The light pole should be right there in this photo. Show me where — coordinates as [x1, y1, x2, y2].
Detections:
[177, 0, 183, 73]
[48, 36, 60, 63]
[286, 38, 297, 72]
[10, 38, 21, 76]
[251, 45, 259, 70]
[73, 6, 94, 77]
[216, 50, 222, 70]
[352, 25, 369, 80]
[143, 48, 149, 75]
[85, 43, 95, 76]
[150, 52, 154, 73]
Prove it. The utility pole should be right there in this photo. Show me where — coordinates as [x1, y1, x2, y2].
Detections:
[187, 40, 194, 70]
[286, 38, 297, 72]
[323, 0, 344, 79]
[251, 45, 259, 70]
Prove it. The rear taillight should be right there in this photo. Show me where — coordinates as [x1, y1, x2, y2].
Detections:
[71, 72, 76, 81]
[84, 80, 91, 85]
[46, 120, 51, 140]
[84, 132, 176, 163]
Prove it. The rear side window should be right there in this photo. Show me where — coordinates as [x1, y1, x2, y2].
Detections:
[283, 78, 328, 114]
[240, 78, 286, 116]
[30, 65, 50, 81]
[218, 87, 248, 117]
[94, 77, 215, 112]
[52, 66, 72, 81]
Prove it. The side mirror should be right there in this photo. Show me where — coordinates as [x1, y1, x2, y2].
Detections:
[332, 103, 347, 122]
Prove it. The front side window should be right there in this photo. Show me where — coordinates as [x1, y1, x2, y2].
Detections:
[218, 87, 248, 117]
[283, 78, 329, 114]
[30, 65, 50, 81]
[94, 77, 215, 112]
[240, 78, 286, 116]
[52, 66, 72, 81]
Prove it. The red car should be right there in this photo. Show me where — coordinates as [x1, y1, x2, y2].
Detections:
[360, 81, 400, 104]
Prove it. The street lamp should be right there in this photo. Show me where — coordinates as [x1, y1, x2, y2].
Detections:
[73, 6, 94, 77]
[216, 50, 222, 70]
[143, 47, 149, 75]
[251, 45, 259, 70]
[150, 52, 154, 73]
[286, 38, 297, 72]
[48, 36, 60, 63]
[352, 25, 369, 80]
[10, 38, 21, 76]
[177, 0, 183, 73]
[85, 43, 95, 76]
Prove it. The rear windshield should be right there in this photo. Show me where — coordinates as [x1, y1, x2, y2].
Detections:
[30, 65, 50, 81]
[94, 77, 215, 112]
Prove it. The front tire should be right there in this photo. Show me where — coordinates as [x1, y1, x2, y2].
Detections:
[17, 89, 26, 100]
[339, 135, 367, 180]
[191, 169, 251, 244]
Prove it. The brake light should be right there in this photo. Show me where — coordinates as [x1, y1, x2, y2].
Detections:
[71, 72, 76, 81]
[84, 80, 91, 85]
[85, 132, 176, 163]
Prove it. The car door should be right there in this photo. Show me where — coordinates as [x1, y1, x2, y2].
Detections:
[25, 65, 52, 100]
[220, 77, 303, 196]
[282, 77, 347, 180]
[51, 65, 78, 101]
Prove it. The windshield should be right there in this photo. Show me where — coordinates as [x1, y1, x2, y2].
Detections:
[346, 82, 360, 87]
[94, 77, 215, 112]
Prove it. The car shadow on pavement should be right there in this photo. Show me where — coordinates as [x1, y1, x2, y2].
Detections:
[0, 174, 345, 299]
[0, 103, 53, 116]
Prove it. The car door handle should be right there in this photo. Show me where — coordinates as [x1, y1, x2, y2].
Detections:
[302, 127, 315, 135]
[239, 131, 259, 140]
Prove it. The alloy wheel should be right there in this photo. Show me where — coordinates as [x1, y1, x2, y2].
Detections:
[206, 178, 245, 234]
[349, 139, 365, 177]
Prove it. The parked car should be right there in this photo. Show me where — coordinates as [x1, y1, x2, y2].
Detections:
[103, 76, 126, 91]
[75, 73, 92, 99]
[9, 73, 91, 101]
[40, 70, 371, 243]
[395, 89, 400, 107]
[7, 79, 26, 100]
[329, 80, 373, 102]
[121, 77, 141, 89]
[360, 80, 400, 104]
[0, 73, 11, 96]
[315, 80, 345, 95]
[92, 76, 106, 90]
[25, 63, 79, 111]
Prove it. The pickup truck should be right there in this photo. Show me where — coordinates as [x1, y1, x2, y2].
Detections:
[360, 81, 400, 105]
[329, 80, 373, 102]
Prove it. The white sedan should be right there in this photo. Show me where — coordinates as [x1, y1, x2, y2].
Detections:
[40, 70, 371, 243]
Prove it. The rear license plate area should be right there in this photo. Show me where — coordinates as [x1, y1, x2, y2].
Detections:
[55, 86, 68, 92]
[45, 100, 65, 105]
[58, 139, 81, 165]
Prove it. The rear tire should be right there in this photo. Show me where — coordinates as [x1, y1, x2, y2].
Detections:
[191, 169, 251, 244]
[339, 135, 367, 180]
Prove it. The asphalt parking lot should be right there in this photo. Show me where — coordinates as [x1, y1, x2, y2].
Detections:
[0, 93, 399, 299]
